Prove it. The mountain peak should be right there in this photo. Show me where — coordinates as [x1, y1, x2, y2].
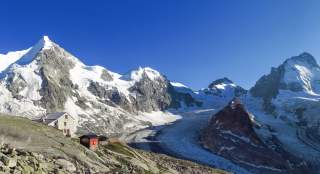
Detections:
[0, 36, 56, 72]
[35, 35, 54, 50]
[13, 36, 56, 65]
[208, 77, 234, 88]
[283, 52, 319, 68]
[250, 52, 320, 107]
[122, 66, 162, 81]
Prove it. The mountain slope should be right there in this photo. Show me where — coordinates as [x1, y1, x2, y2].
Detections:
[250, 52, 320, 114]
[201, 99, 309, 174]
[0, 36, 200, 135]
[244, 52, 320, 170]
[0, 113, 227, 174]
[198, 53, 320, 173]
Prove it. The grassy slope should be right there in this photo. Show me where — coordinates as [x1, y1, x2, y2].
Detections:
[0, 114, 228, 174]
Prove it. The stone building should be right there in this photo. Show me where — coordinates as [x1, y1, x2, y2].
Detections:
[40, 112, 77, 137]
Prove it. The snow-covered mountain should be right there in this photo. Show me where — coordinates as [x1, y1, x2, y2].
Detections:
[0, 36, 201, 135]
[246, 53, 320, 165]
[196, 77, 247, 108]
[5, 36, 320, 173]
[169, 77, 246, 110]
[201, 53, 320, 173]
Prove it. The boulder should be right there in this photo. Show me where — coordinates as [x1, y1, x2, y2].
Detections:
[0, 154, 17, 168]
[55, 159, 76, 173]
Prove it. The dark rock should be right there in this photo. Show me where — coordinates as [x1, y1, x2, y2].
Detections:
[101, 69, 113, 81]
[87, 81, 134, 112]
[201, 99, 309, 173]
[128, 74, 172, 112]
[168, 84, 202, 108]
[208, 77, 233, 89]
[5, 73, 27, 97]
[250, 66, 284, 102]
[37, 44, 76, 112]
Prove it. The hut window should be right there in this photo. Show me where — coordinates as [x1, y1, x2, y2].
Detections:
[64, 122, 67, 126]
[65, 115, 68, 119]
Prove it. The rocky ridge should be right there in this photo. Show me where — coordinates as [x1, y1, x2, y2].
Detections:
[201, 99, 309, 174]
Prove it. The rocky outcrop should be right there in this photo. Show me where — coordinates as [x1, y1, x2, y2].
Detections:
[88, 81, 134, 112]
[0, 144, 78, 174]
[201, 99, 309, 174]
[37, 43, 77, 112]
[250, 66, 284, 113]
[128, 73, 172, 112]
[5, 73, 27, 100]
[101, 69, 113, 81]
[0, 142, 227, 174]
[87, 76, 201, 113]
[168, 84, 202, 108]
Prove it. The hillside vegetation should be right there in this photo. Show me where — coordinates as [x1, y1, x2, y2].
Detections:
[0, 114, 227, 174]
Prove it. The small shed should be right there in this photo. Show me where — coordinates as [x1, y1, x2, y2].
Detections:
[79, 134, 108, 151]
[79, 134, 99, 151]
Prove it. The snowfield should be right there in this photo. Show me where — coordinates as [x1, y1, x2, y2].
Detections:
[245, 96, 320, 162]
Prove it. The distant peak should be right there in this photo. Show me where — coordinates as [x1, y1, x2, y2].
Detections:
[43, 35, 52, 43]
[170, 81, 189, 88]
[139, 66, 160, 74]
[208, 77, 234, 88]
[299, 52, 313, 57]
[35, 35, 54, 50]
[121, 66, 162, 81]
[283, 52, 319, 68]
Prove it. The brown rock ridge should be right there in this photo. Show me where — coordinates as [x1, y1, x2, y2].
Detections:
[201, 99, 309, 174]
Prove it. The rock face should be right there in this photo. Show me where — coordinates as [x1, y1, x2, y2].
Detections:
[128, 73, 172, 112]
[37, 42, 76, 112]
[201, 99, 309, 174]
[0, 36, 201, 135]
[87, 81, 135, 112]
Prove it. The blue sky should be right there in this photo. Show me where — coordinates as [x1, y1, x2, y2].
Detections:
[1, 0, 320, 89]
